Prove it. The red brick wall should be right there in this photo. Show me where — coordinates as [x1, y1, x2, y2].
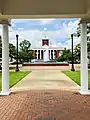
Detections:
[56, 50, 60, 58]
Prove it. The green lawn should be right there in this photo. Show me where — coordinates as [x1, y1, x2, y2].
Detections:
[63, 71, 90, 88]
[0, 71, 31, 90]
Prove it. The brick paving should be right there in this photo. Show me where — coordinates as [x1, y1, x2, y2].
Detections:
[0, 90, 90, 120]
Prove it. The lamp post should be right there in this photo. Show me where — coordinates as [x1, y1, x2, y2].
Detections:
[71, 34, 75, 71]
[15, 34, 19, 72]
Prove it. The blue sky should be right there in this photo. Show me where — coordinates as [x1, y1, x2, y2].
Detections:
[11, 18, 78, 31]
[0, 18, 80, 49]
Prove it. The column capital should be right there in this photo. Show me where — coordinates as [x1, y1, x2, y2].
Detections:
[80, 19, 90, 24]
[0, 19, 11, 26]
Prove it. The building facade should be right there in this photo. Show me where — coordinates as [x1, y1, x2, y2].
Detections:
[33, 37, 63, 60]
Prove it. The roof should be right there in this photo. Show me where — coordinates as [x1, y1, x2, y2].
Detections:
[32, 46, 64, 50]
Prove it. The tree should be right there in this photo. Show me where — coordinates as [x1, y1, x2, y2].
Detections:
[56, 48, 72, 62]
[19, 40, 34, 62]
[9, 43, 16, 61]
[75, 22, 90, 62]
[74, 44, 80, 61]
[19, 40, 31, 52]
[76, 22, 90, 41]
[0, 36, 16, 60]
[74, 42, 90, 61]
[18, 52, 29, 62]
[29, 50, 34, 62]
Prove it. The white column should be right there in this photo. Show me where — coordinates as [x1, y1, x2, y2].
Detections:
[50, 50, 51, 60]
[43, 50, 44, 60]
[0, 24, 10, 95]
[40, 50, 42, 60]
[53, 50, 55, 59]
[80, 22, 89, 94]
[37, 50, 38, 60]
[54, 50, 56, 59]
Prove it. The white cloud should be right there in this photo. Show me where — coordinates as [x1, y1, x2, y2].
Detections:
[0, 19, 80, 49]
[67, 19, 80, 35]
[39, 19, 55, 25]
[11, 19, 30, 24]
[12, 18, 55, 25]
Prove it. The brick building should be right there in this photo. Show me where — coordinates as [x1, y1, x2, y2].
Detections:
[33, 36, 63, 60]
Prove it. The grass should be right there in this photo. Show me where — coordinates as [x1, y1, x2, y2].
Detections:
[63, 71, 90, 88]
[0, 71, 31, 90]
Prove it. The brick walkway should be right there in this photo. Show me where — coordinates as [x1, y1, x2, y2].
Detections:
[0, 90, 90, 120]
[1, 66, 86, 120]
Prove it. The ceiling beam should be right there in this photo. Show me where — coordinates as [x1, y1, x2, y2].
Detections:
[0, 0, 90, 19]
[87, 0, 90, 14]
[2, 0, 86, 15]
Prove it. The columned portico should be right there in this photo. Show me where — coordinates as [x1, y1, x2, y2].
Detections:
[0, 20, 11, 95]
[80, 20, 90, 94]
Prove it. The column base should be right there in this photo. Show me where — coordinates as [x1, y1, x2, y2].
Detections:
[0, 91, 12, 96]
[79, 90, 90, 95]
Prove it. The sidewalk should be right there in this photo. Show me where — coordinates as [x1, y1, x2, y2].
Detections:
[11, 69, 80, 92]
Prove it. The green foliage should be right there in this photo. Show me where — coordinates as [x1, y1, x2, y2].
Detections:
[74, 44, 80, 61]
[19, 40, 31, 52]
[0, 36, 16, 60]
[18, 51, 34, 62]
[76, 22, 90, 41]
[76, 23, 87, 37]
[9, 43, 16, 61]
[19, 40, 34, 62]
[0, 37, 34, 63]
[29, 51, 34, 62]
[56, 48, 72, 62]
[74, 42, 90, 60]
[75, 22, 90, 61]
[57, 42, 90, 63]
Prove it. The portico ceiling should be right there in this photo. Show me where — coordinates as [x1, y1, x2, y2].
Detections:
[0, 0, 90, 19]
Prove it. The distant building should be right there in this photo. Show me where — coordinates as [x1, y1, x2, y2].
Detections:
[32, 36, 64, 60]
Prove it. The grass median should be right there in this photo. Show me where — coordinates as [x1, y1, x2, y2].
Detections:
[0, 71, 31, 90]
[63, 71, 90, 88]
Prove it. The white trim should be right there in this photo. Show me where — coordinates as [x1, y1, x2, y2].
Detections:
[1, 24, 10, 95]
[80, 22, 88, 93]
[79, 90, 90, 95]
